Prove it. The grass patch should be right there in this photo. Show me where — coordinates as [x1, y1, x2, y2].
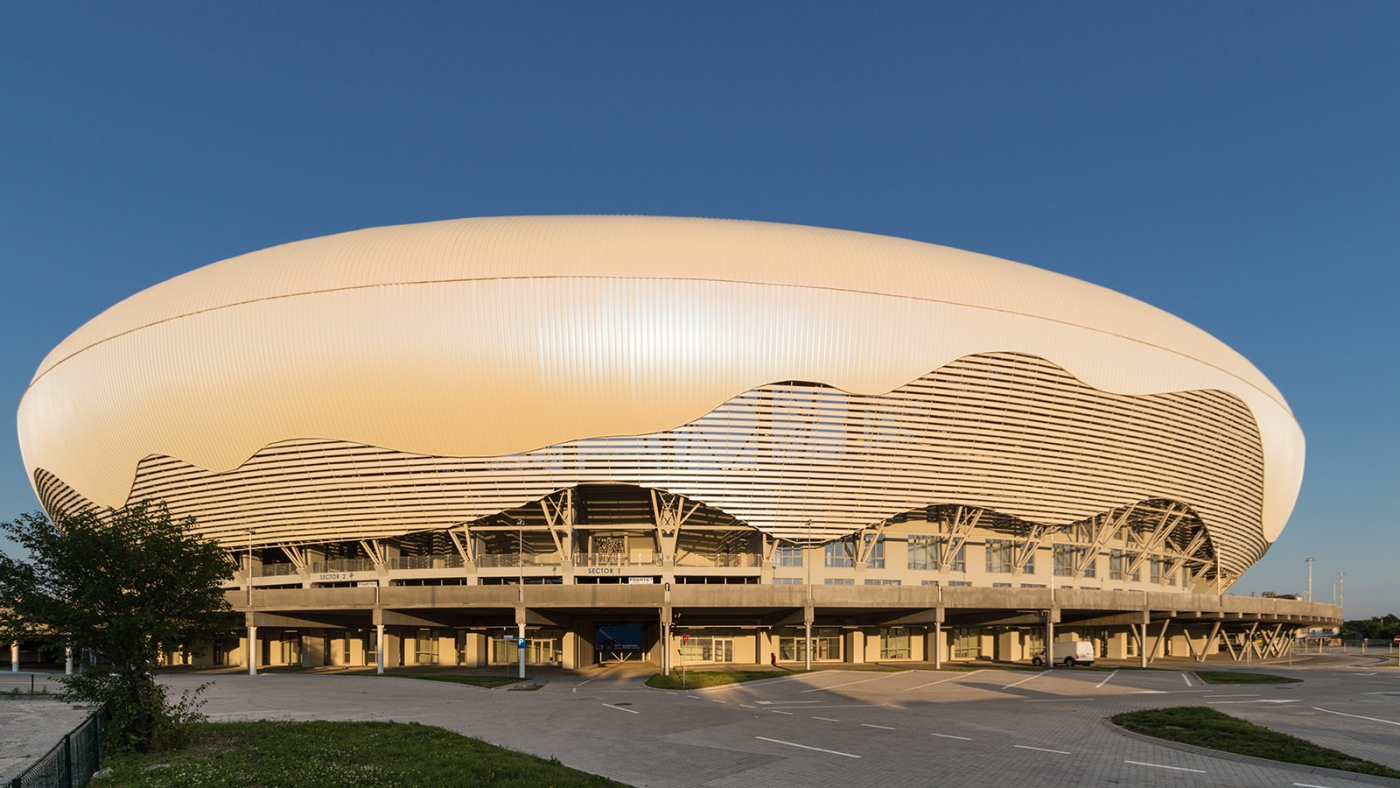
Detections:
[646, 670, 804, 689]
[370, 672, 525, 689]
[1193, 670, 1302, 685]
[92, 720, 624, 787]
[1112, 707, 1400, 779]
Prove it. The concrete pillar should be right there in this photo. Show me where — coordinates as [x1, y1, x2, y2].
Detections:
[304, 630, 325, 668]
[1139, 623, 1149, 669]
[757, 630, 773, 666]
[247, 625, 258, 676]
[376, 624, 385, 674]
[10, 642, 18, 672]
[438, 633, 456, 666]
[804, 605, 814, 671]
[932, 622, 942, 669]
[847, 631, 865, 664]
[65, 645, 73, 676]
[1045, 616, 1054, 668]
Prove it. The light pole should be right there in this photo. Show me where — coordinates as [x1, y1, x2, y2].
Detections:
[805, 519, 813, 672]
[245, 528, 255, 607]
[1305, 557, 1314, 602]
[1338, 571, 1345, 610]
[245, 528, 256, 676]
[516, 518, 526, 679]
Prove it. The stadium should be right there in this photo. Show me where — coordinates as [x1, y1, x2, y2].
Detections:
[16, 216, 1336, 673]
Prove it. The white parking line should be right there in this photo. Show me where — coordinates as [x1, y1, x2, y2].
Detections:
[1014, 745, 1070, 755]
[906, 669, 983, 690]
[1203, 693, 1259, 698]
[931, 733, 972, 740]
[1001, 671, 1049, 690]
[862, 723, 895, 730]
[1313, 707, 1400, 726]
[572, 677, 597, 693]
[1095, 670, 1117, 688]
[1126, 760, 1206, 773]
[812, 716, 841, 722]
[801, 671, 907, 693]
[740, 704, 756, 709]
[754, 736, 861, 759]
[1181, 673, 1193, 687]
[1024, 697, 1093, 702]
[603, 704, 639, 714]
[1292, 783, 1334, 788]
[771, 710, 793, 715]
[1208, 699, 1298, 705]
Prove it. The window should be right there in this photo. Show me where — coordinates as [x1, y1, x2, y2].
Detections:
[865, 536, 885, 569]
[952, 627, 980, 659]
[986, 540, 1013, 573]
[880, 627, 911, 660]
[1054, 545, 1076, 577]
[865, 579, 900, 586]
[415, 629, 439, 665]
[824, 578, 854, 585]
[1150, 558, 1163, 585]
[779, 628, 842, 662]
[948, 580, 972, 587]
[1109, 549, 1124, 581]
[992, 582, 1012, 588]
[775, 544, 803, 567]
[921, 580, 940, 586]
[908, 536, 965, 571]
[1082, 554, 1096, 578]
[824, 540, 854, 568]
[1020, 583, 1045, 589]
[825, 535, 883, 568]
[908, 535, 938, 570]
[771, 577, 803, 585]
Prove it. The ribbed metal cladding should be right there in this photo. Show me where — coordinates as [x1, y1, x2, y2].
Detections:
[39, 352, 1266, 577]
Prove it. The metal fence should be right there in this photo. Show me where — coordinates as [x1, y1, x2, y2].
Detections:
[7, 705, 109, 788]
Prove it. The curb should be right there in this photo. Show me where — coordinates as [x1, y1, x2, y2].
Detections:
[1103, 719, 1400, 787]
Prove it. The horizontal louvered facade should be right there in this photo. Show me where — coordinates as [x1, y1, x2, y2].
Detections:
[17, 216, 1301, 591]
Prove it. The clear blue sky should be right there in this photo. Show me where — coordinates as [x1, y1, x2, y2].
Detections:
[2, 3, 1395, 618]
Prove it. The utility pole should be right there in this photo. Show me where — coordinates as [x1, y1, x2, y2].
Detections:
[1305, 557, 1314, 602]
[1338, 571, 1345, 610]
[805, 519, 813, 671]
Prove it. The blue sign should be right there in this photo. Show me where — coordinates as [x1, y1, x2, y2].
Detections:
[516, 637, 526, 648]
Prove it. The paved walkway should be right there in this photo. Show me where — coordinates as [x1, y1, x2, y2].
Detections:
[155, 653, 1400, 788]
[0, 672, 96, 783]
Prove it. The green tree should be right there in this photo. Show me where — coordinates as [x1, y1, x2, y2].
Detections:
[1341, 614, 1400, 643]
[0, 501, 235, 753]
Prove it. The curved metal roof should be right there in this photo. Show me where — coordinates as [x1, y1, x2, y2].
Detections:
[17, 216, 1304, 547]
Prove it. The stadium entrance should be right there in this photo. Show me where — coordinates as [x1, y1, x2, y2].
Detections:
[596, 623, 646, 663]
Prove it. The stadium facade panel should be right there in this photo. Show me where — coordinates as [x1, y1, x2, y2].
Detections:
[17, 216, 1328, 671]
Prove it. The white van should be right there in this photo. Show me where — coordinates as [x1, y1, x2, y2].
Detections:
[1031, 641, 1095, 667]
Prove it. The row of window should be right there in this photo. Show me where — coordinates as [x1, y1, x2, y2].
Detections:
[774, 540, 1187, 585]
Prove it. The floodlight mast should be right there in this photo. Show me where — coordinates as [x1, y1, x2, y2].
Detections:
[1305, 557, 1315, 602]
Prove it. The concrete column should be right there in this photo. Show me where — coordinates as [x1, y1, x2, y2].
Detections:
[932, 622, 942, 670]
[804, 604, 814, 671]
[247, 625, 258, 676]
[1139, 623, 1149, 669]
[847, 631, 865, 664]
[1045, 616, 1054, 669]
[376, 624, 385, 674]
[65, 645, 73, 676]
[10, 642, 18, 672]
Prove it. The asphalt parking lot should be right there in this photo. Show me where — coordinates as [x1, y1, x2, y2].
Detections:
[152, 655, 1399, 788]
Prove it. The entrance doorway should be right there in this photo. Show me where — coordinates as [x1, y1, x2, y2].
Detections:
[596, 623, 645, 663]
